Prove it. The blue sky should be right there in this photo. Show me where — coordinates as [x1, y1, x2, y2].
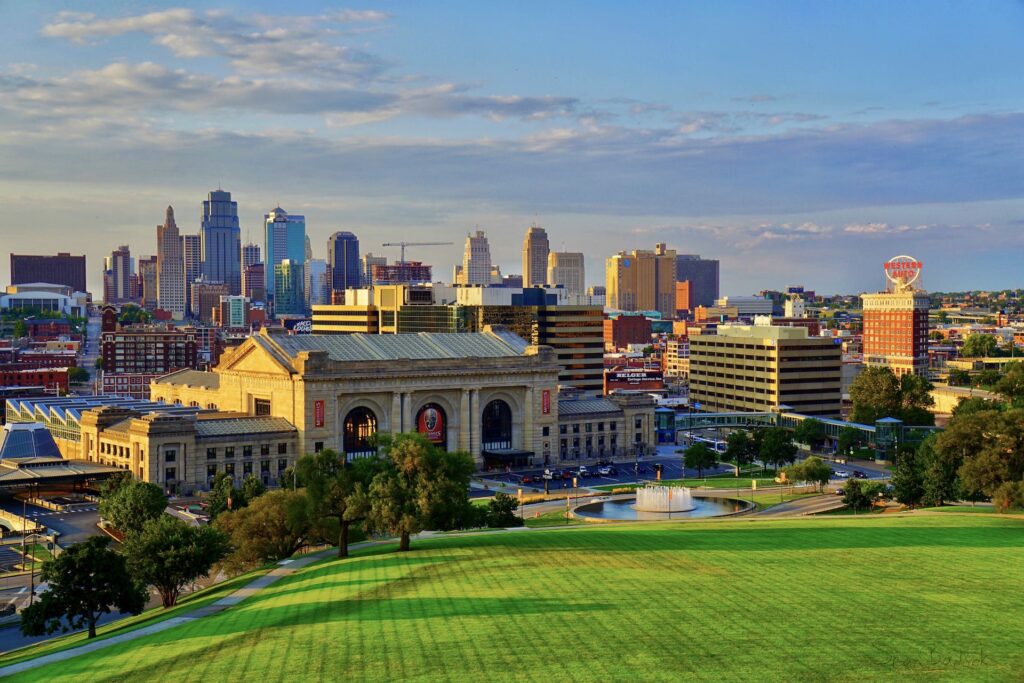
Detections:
[2, 1, 1024, 295]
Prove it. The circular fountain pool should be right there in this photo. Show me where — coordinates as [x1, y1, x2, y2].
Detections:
[573, 495, 754, 521]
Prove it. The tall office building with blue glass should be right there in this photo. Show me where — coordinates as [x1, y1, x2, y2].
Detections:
[327, 231, 360, 293]
[201, 190, 242, 295]
[265, 207, 306, 306]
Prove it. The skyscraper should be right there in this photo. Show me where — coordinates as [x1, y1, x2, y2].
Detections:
[183, 233, 202, 316]
[107, 245, 133, 303]
[274, 259, 305, 316]
[138, 256, 158, 310]
[305, 234, 313, 261]
[360, 252, 387, 287]
[304, 259, 330, 309]
[242, 243, 260, 270]
[522, 225, 550, 288]
[156, 206, 186, 320]
[264, 207, 306, 302]
[201, 189, 242, 295]
[547, 252, 585, 297]
[10, 253, 87, 293]
[327, 231, 360, 292]
[675, 254, 720, 309]
[457, 230, 492, 286]
[605, 243, 677, 319]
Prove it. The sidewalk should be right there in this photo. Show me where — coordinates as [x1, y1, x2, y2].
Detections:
[0, 548, 335, 679]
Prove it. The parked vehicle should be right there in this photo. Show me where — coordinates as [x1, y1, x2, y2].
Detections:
[853, 470, 868, 479]
[598, 465, 617, 476]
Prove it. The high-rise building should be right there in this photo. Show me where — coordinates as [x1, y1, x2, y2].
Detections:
[138, 256, 158, 310]
[689, 325, 842, 416]
[372, 261, 433, 285]
[522, 225, 550, 288]
[675, 255, 720, 308]
[360, 253, 387, 287]
[273, 259, 304, 316]
[216, 295, 251, 329]
[183, 233, 202, 316]
[547, 252, 585, 297]
[190, 279, 230, 325]
[201, 189, 242, 295]
[106, 245, 133, 303]
[156, 206, 186, 320]
[264, 207, 306, 301]
[243, 262, 266, 304]
[605, 243, 677, 319]
[862, 257, 929, 377]
[242, 243, 261, 271]
[305, 234, 313, 261]
[304, 259, 330, 309]
[456, 230, 492, 286]
[327, 231, 360, 292]
[10, 253, 87, 293]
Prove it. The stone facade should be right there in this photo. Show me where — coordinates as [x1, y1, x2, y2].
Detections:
[151, 327, 563, 469]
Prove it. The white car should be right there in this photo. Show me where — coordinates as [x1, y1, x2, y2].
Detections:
[833, 470, 850, 479]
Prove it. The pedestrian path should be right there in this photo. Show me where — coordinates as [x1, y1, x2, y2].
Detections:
[0, 548, 334, 679]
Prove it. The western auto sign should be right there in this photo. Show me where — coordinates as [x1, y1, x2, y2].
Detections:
[417, 404, 445, 444]
[884, 255, 922, 288]
[314, 400, 325, 428]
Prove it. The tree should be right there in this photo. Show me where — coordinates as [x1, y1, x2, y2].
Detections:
[684, 442, 717, 478]
[793, 419, 826, 452]
[724, 430, 757, 472]
[215, 489, 312, 573]
[68, 367, 90, 383]
[891, 447, 925, 507]
[842, 478, 871, 512]
[955, 408, 1024, 501]
[367, 434, 473, 552]
[94, 357, 104, 370]
[759, 428, 798, 471]
[947, 369, 972, 387]
[919, 434, 960, 507]
[20, 537, 146, 639]
[206, 472, 235, 520]
[952, 396, 1005, 418]
[240, 473, 267, 503]
[12, 319, 27, 339]
[836, 426, 864, 456]
[98, 478, 167, 537]
[486, 492, 524, 528]
[960, 333, 999, 358]
[122, 516, 229, 608]
[992, 480, 1024, 513]
[973, 369, 1002, 389]
[295, 449, 372, 559]
[800, 456, 832, 492]
[849, 366, 934, 425]
[118, 305, 152, 325]
[994, 362, 1024, 405]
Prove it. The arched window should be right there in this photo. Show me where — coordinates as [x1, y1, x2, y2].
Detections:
[343, 407, 378, 459]
[482, 399, 512, 450]
[416, 403, 447, 450]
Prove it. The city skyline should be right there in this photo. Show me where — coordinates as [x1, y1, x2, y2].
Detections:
[3, 3, 1024, 294]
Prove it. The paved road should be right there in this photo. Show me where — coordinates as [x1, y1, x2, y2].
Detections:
[0, 497, 99, 547]
[753, 493, 847, 517]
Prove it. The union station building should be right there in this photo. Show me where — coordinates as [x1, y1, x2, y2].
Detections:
[6, 327, 656, 491]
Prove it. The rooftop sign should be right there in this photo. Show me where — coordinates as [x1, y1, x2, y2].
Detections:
[884, 255, 922, 291]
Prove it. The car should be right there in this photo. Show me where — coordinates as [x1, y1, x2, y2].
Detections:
[853, 470, 868, 479]
[598, 465, 617, 476]
[521, 474, 536, 484]
[834, 487, 845, 495]
[833, 470, 850, 479]
[562, 470, 574, 480]
[577, 466, 591, 477]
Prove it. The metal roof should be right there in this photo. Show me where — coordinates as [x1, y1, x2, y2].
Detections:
[0, 423, 63, 460]
[557, 399, 623, 417]
[268, 330, 528, 363]
[195, 416, 296, 438]
[153, 369, 220, 388]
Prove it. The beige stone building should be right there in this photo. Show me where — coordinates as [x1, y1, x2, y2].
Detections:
[151, 326, 563, 470]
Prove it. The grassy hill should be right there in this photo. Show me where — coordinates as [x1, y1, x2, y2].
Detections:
[7, 514, 1024, 682]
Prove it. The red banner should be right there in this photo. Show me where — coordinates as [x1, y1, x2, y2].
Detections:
[417, 405, 445, 443]
[314, 400, 324, 428]
[542, 390, 551, 415]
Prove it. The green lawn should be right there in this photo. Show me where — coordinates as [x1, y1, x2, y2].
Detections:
[7, 515, 1024, 682]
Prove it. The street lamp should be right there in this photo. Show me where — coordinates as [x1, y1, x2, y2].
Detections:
[22, 531, 55, 607]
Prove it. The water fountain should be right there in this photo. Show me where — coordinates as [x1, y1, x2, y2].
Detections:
[634, 485, 695, 513]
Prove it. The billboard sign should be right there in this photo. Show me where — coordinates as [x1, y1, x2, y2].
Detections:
[314, 400, 325, 428]
[416, 404, 446, 444]
[542, 389, 551, 415]
[884, 256, 922, 289]
[605, 369, 664, 385]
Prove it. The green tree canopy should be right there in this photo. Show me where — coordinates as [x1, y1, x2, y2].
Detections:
[122, 516, 229, 608]
[793, 419, 826, 451]
[946, 368, 971, 387]
[836, 426, 865, 455]
[782, 456, 831, 492]
[295, 449, 374, 558]
[98, 477, 167, 537]
[724, 430, 757, 470]
[849, 367, 935, 425]
[215, 489, 312, 574]
[961, 333, 999, 358]
[68, 367, 90, 383]
[684, 442, 717, 478]
[759, 428, 798, 470]
[994, 362, 1024, 406]
[20, 537, 147, 639]
[486, 492, 523, 528]
[891, 447, 925, 508]
[841, 478, 871, 512]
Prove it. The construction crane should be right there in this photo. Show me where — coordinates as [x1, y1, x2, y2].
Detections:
[381, 241, 454, 263]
